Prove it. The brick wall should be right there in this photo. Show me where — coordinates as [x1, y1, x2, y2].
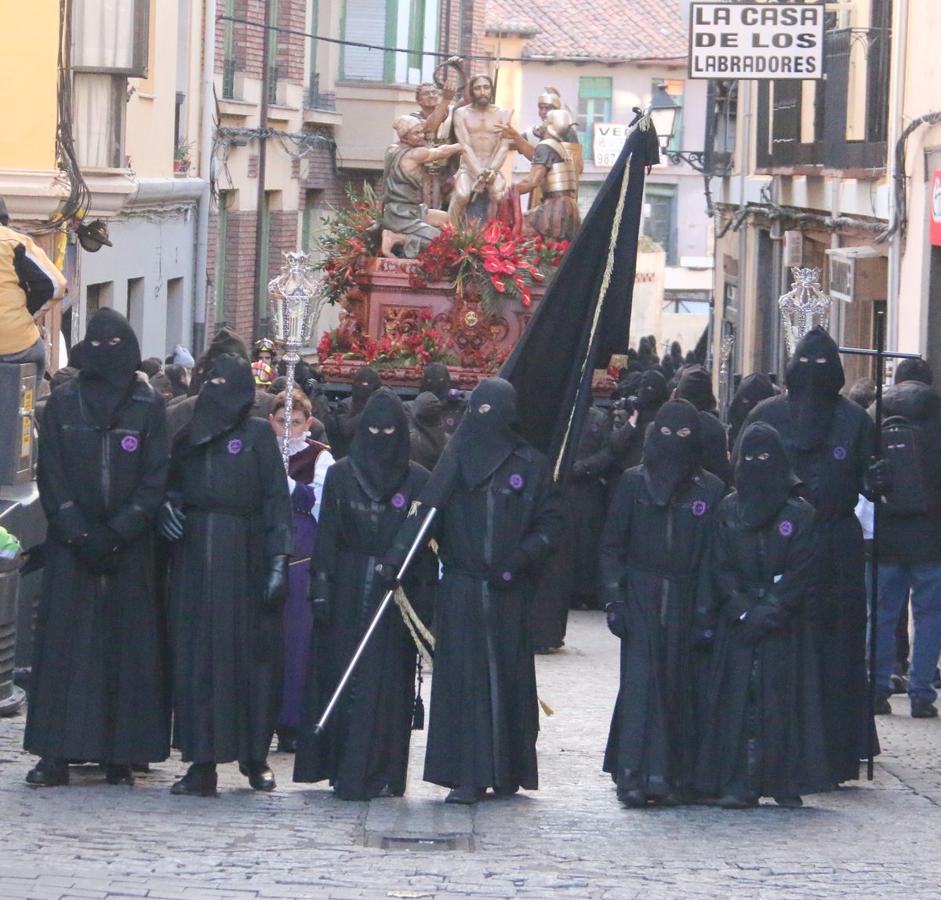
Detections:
[216, 0, 308, 86]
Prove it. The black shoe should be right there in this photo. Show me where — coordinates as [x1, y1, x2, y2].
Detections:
[874, 694, 893, 715]
[170, 764, 218, 797]
[104, 764, 135, 786]
[933, 668, 941, 689]
[717, 794, 758, 809]
[617, 788, 647, 808]
[890, 673, 909, 695]
[492, 783, 519, 797]
[239, 761, 276, 792]
[657, 790, 694, 807]
[131, 763, 151, 774]
[26, 758, 69, 787]
[774, 795, 803, 809]
[911, 698, 939, 719]
[444, 785, 485, 804]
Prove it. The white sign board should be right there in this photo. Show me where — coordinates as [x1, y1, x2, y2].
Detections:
[593, 123, 630, 168]
[688, 2, 825, 80]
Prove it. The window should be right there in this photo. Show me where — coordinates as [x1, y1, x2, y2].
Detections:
[307, 0, 321, 107]
[643, 185, 678, 266]
[73, 73, 127, 168]
[652, 78, 684, 152]
[267, 0, 280, 105]
[257, 191, 275, 334]
[86, 281, 114, 316]
[578, 77, 612, 161]
[663, 291, 710, 315]
[127, 277, 145, 338]
[166, 277, 184, 353]
[302, 189, 325, 258]
[222, 0, 238, 99]
[72, 0, 150, 77]
[342, 0, 437, 84]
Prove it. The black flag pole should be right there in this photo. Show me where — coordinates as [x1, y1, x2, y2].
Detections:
[839, 313, 921, 780]
[311, 110, 660, 736]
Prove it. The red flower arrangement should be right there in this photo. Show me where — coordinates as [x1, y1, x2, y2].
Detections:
[409, 219, 569, 316]
[318, 309, 457, 370]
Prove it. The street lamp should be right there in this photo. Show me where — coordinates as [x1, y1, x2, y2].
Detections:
[267, 251, 326, 471]
[648, 82, 712, 173]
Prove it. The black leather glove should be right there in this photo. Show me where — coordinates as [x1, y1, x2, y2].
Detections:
[866, 458, 891, 496]
[738, 602, 781, 643]
[264, 555, 288, 608]
[157, 501, 186, 542]
[75, 527, 122, 575]
[605, 601, 630, 639]
[374, 561, 400, 593]
[487, 549, 529, 591]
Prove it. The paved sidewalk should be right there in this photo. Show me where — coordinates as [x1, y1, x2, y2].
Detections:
[1, 611, 939, 899]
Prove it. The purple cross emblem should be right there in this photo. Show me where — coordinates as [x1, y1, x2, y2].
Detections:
[120, 435, 139, 453]
[691, 500, 708, 517]
[391, 492, 406, 510]
[833, 446, 848, 461]
[779, 520, 794, 538]
[509, 473, 525, 490]
[227, 438, 243, 455]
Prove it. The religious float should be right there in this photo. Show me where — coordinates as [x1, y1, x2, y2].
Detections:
[314, 186, 570, 389]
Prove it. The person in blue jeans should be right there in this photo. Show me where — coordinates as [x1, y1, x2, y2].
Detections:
[871, 358, 941, 718]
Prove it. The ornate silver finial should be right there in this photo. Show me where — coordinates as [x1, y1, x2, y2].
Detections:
[778, 267, 831, 355]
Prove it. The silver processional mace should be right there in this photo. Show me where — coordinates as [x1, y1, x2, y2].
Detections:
[267, 251, 326, 471]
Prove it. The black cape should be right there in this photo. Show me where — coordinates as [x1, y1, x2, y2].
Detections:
[24, 377, 170, 764]
[422, 442, 562, 791]
[744, 391, 877, 782]
[695, 492, 831, 800]
[599, 465, 726, 797]
[167, 416, 292, 764]
[292, 459, 434, 798]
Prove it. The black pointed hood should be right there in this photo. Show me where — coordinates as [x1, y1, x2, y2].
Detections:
[785, 326, 844, 450]
[186, 353, 255, 446]
[642, 399, 703, 506]
[729, 372, 776, 445]
[349, 388, 411, 500]
[733, 422, 800, 528]
[77, 308, 141, 428]
[419, 362, 452, 403]
[675, 365, 717, 413]
[453, 377, 519, 487]
[351, 366, 382, 412]
[189, 327, 249, 395]
[636, 369, 669, 411]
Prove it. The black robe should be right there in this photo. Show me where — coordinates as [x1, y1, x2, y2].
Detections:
[167, 416, 292, 765]
[293, 459, 434, 799]
[24, 379, 170, 764]
[695, 494, 831, 800]
[599, 466, 726, 797]
[744, 394, 877, 782]
[423, 444, 562, 791]
[531, 405, 613, 648]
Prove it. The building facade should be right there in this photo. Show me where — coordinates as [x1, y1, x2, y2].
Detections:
[484, 0, 714, 355]
[701, 0, 940, 402]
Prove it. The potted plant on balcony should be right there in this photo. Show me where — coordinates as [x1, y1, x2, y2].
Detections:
[173, 141, 193, 175]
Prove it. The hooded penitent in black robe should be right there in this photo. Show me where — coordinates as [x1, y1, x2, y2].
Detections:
[743, 327, 877, 783]
[418, 362, 466, 435]
[408, 390, 448, 471]
[674, 365, 733, 487]
[530, 404, 613, 649]
[326, 366, 382, 459]
[600, 400, 726, 803]
[293, 390, 434, 799]
[695, 423, 831, 804]
[610, 369, 669, 471]
[165, 327, 276, 440]
[24, 309, 170, 766]
[166, 354, 292, 765]
[728, 373, 776, 448]
[420, 379, 562, 794]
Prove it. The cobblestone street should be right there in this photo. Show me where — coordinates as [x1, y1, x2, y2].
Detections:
[1, 610, 939, 899]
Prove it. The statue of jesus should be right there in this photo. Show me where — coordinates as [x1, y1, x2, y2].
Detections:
[448, 74, 512, 226]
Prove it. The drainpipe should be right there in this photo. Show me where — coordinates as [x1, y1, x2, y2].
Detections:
[886, 0, 908, 352]
[193, 0, 216, 353]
